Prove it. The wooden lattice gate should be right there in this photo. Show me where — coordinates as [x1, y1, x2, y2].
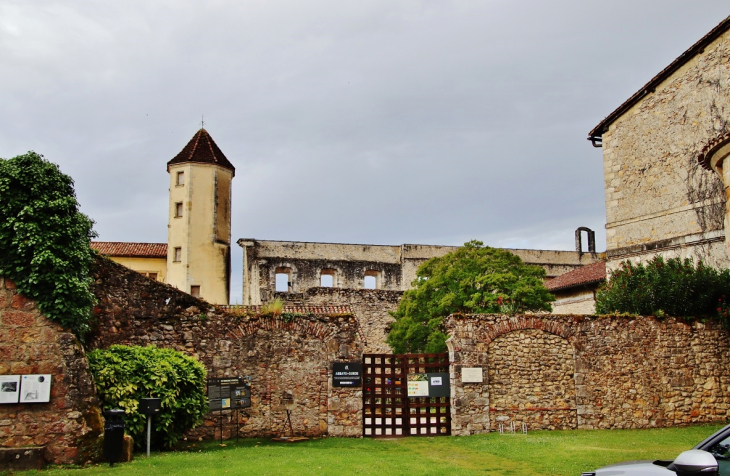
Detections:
[362, 353, 451, 437]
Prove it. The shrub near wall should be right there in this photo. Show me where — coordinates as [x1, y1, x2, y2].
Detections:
[87, 345, 208, 449]
[596, 257, 730, 320]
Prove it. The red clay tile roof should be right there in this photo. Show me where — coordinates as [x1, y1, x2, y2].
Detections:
[167, 128, 235, 175]
[91, 242, 168, 258]
[589, 14, 730, 141]
[546, 261, 606, 292]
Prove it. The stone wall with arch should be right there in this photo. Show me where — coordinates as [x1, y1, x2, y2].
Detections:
[446, 314, 730, 435]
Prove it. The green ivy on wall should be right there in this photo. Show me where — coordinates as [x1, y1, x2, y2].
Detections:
[0, 151, 97, 338]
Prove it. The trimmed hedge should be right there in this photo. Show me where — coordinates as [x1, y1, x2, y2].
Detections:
[596, 256, 730, 322]
[88, 345, 208, 449]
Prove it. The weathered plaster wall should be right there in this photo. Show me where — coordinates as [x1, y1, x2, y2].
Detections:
[446, 314, 730, 435]
[89, 257, 363, 438]
[240, 239, 601, 305]
[551, 289, 597, 315]
[0, 277, 102, 465]
[278, 287, 404, 353]
[601, 27, 730, 268]
[167, 163, 232, 305]
[107, 256, 167, 282]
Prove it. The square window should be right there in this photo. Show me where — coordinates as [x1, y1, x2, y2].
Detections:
[191, 285, 201, 298]
[148, 273, 158, 280]
[175, 202, 183, 217]
[173, 247, 182, 262]
[176, 171, 184, 186]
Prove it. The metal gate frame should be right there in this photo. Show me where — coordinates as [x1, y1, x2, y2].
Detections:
[362, 353, 450, 437]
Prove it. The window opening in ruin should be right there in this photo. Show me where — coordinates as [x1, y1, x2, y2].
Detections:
[320, 268, 336, 288]
[364, 270, 380, 289]
[275, 272, 291, 292]
[173, 247, 182, 262]
[191, 285, 201, 298]
[144, 272, 158, 280]
[176, 171, 184, 186]
[175, 202, 183, 218]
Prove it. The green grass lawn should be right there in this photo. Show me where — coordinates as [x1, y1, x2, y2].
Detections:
[10, 423, 727, 476]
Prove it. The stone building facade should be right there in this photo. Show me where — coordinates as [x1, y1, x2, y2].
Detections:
[239, 238, 601, 305]
[589, 15, 730, 272]
[0, 277, 102, 467]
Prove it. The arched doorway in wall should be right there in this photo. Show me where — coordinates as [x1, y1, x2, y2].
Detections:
[487, 329, 577, 431]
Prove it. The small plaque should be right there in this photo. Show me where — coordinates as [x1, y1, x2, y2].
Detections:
[461, 367, 483, 383]
[0, 375, 20, 404]
[19, 374, 51, 403]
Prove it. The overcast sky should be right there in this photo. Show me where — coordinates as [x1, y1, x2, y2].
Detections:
[2, 1, 729, 303]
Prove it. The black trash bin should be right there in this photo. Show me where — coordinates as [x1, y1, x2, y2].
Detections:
[103, 409, 126, 466]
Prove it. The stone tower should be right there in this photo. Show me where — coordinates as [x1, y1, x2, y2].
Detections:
[166, 129, 235, 304]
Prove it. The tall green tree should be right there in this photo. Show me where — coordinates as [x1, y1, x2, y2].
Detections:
[386, 240, 554, 354]
[0, 151, 96, 337]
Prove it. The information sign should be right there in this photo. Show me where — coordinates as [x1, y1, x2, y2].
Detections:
[407, 372, 450, 398]
[19, 374, 51, 403]
[0, 375, 20, 404]
[208, 377, 251, 411]
[332, 362, 362, 387]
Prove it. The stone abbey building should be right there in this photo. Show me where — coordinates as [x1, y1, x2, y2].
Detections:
[92, 128, 602, 312]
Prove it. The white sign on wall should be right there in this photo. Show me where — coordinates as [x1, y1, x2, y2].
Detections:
[20, 374, 51, 403]
[0, 375, 20, 404]
[461, 367, 483, 383]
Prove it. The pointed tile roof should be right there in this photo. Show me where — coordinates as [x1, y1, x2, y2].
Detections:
[167, 129, 235, 175]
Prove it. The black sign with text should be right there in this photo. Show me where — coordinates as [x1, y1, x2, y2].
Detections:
[332, 362, 362, 387]
[207, 376, 251, 411]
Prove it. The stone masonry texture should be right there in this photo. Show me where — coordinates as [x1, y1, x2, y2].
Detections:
[88, 256, 364, 439]
[446, 314, 730, 436]
[0, 277, 102, 466]
[277, 287, 403, 353]
[602, 27, 730, 270]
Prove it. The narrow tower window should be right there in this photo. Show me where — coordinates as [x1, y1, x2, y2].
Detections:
[173, 247, 182, 262]
[190, 285, 201, 298]
[175, 202, 183, 217]
[176, 171, 184, 186]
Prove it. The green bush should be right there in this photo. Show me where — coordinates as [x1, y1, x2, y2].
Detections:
[387, 240, 554, 354]
[596, 256, 730, 321]
[0, 151, 96, 338]
[88, 345, 208, 449]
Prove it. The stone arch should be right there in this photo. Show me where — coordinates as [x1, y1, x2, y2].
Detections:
[698, 131, 730, 173]
[474, 315, 580, 351]
[486, 327, 577, 431]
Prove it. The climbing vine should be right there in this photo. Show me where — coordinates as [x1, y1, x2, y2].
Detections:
[0, 152, 97, 338]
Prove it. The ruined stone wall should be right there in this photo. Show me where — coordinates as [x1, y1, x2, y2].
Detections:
[240, 239, 602, 305]
[277, 287, 404, 353]
[0, 277, 102, 465]
[89, 257, 364, 439]
[446, 314, 730, 436]
[601, 28, 730, 269]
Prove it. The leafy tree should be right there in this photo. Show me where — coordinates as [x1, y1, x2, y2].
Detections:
[386, 240, 554, 353]
[0, 151, 96, 337]
[88, 345, 208, 449]
[596, 256, 730, 319]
